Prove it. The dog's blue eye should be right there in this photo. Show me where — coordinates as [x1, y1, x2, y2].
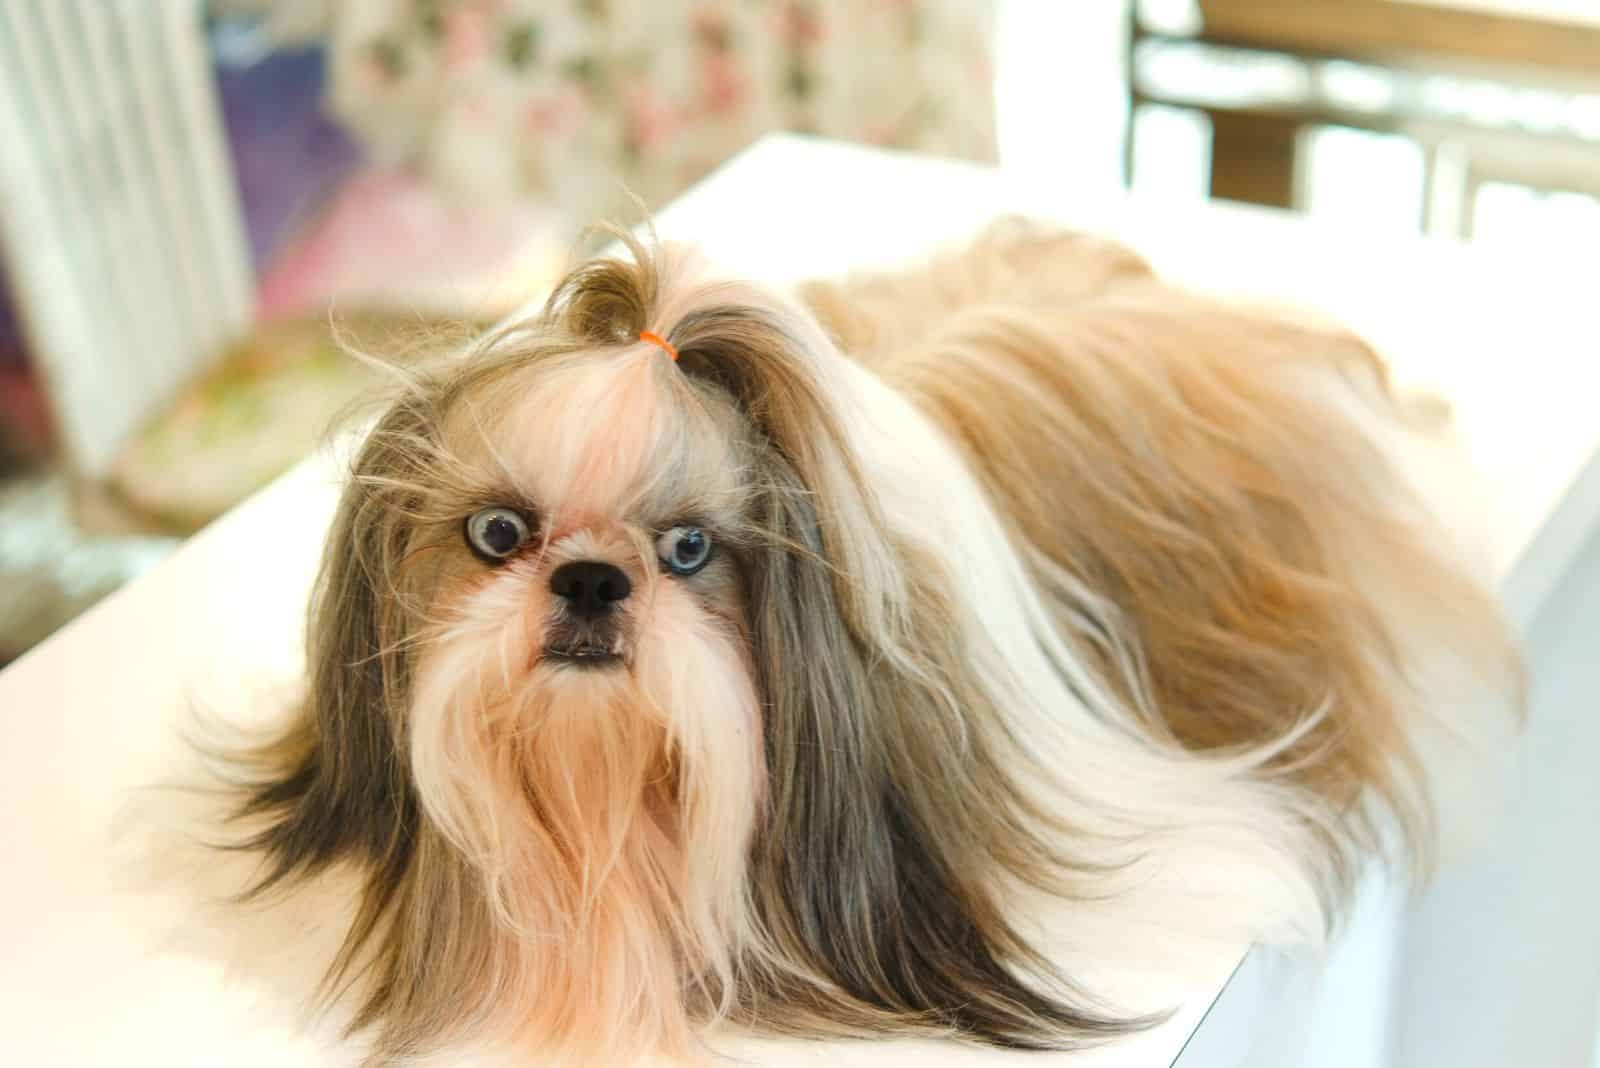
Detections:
[656, 526, 712, 576]
[465, 506, 530, 562]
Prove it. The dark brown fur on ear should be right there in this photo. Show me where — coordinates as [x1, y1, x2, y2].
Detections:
[737, 457, 1144, 1046]
[648, 300, 1147, 1045]
[222, 393, 441, 999]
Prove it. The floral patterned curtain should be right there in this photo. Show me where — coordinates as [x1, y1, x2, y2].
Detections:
[226, 0, 997, 218]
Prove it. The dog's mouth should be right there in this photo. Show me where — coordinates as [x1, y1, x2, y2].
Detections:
[542, 616, 629, 671]
[541, 643, 626, 670]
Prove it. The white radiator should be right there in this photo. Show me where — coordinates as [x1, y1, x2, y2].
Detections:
[0, 0, 252, 477]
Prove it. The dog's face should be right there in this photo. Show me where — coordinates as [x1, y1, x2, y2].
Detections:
[326, 294, 807, 1049]
[414, 337, 758, 681]
[408, 342, 765, 968]
[386, 336, 784, 1059]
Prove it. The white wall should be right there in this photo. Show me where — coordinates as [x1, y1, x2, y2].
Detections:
[994, 0, 1130, 195]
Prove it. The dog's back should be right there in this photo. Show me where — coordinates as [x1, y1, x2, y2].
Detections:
[802, 220, 1521, 869]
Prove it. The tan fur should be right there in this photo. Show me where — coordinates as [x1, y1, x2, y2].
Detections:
[803, 219, 1523, 876]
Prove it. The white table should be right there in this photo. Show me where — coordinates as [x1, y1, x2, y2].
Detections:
[3, 135, 1598, 1068]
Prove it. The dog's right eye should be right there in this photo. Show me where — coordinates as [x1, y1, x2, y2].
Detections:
[465, 507, 531, 563]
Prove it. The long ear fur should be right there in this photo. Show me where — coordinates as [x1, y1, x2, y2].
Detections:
[644, 293, 1146, 1045]
[741, 456, 1142, 1045]
[221, 392, 445, 994]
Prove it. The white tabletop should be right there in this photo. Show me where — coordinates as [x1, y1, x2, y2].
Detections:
[3, 135, 1598, 1068]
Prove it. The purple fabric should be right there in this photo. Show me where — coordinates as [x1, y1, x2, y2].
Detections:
[216, 45, 363, 269]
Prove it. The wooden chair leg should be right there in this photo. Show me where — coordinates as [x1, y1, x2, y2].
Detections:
[1207, 110, 1301, 209]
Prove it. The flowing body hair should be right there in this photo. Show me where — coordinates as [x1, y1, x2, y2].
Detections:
[215, 221, 1522, 1065]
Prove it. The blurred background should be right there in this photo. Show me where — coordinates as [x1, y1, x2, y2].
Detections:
[1, 0, 1597, 664]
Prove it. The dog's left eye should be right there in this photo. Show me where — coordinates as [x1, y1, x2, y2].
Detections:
[465, 506, 531, 562]
[656, 526, 713, 576]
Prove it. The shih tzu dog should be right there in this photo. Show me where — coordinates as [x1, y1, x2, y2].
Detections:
[224, 219, 1521, 1065]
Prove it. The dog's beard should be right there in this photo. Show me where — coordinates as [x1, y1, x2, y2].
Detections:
[407, 585, 764, 1062]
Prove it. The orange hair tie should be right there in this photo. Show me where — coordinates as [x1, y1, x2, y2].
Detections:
[639, 330, 678, 362]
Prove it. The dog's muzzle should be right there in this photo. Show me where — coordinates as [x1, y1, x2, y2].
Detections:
[544, 559, 631, 668]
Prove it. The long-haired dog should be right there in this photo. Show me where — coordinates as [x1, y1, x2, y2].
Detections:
[223, 220, 1521, 1065]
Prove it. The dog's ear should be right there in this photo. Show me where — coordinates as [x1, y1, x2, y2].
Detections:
[230, 396, 431, 906]
[664, 298, 1136, 1044]
[740, 442, 1138, 1046]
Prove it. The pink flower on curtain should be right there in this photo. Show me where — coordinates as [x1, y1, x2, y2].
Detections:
[444, 6, 491, 72]
[701, 53, 746, 114]
[778, 2, 824, 45]
[454, 92, 491, 125]
[627, 86, 686, 155]
[525, 88, 584, 139]
[316, 0, 996, 214]
[357, 55, 393, 91]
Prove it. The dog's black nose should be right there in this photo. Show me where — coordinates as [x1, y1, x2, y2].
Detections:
[549, 561, 632, 619]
